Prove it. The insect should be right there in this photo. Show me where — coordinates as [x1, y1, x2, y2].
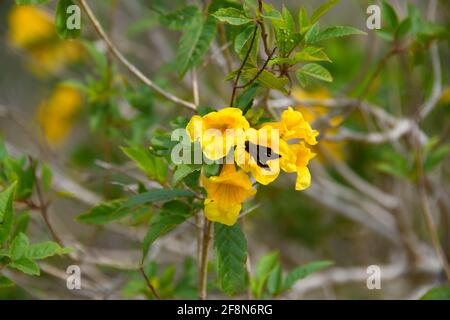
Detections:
[244, 141, 281, 169]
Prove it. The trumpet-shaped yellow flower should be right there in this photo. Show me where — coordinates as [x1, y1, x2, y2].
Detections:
[7, 5, 83, 76]
[8, 6, 54, 48]
[201, 164, 256, 226]
[37, 84, 83, 146]
[235, 126, 291, 185]
[186, 108, 249, 160]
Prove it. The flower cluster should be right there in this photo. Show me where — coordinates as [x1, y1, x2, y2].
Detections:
[7, 5, 82, 76]
[186, 107, 318, 226]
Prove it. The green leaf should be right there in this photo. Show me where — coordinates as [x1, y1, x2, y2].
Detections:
[243, 69, 288, 93]
[0, 184, 16, 245]
[236, 83, 260, 113]
[55, 0, 81, 39]
[121, 146, 168, 183]
[41, 163, 52, 192]
[142, 201, 191, 259]
[311, 26, 366, 43]
[176, 15, 217, 77]
[172, 164, 198, 186]
[160, 6, 201, 30]
[234, 24, 259, 64]
[77, 199, 129, 225]
[27, 241, 69, 260]
[293, 46, 332, 63]
[9, 232, 30, 261]
[283, 260, 333, 291]
[9, 258, 40, 276]
[0, 275, 14, 288]
[304, 22, 320, 44]
[310, 0, 339, 23]
[424, 144, 450, 172]
[122, 189, 195, 209]
[12, 212, 30, 239]
[382, 0, 398, 30]
[421, 285, 450, 300]
[298, 6, 310, 34]
[212, 7, 252, 25]
[251, 251, 279, 299]
[266, 264, 282, 296]
[396, 18, 412, 39]
[214, 223, 248, 296]
[297, 63, 333, 82]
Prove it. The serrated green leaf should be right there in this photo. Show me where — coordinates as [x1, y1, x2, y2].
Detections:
[122, 189, 195, 209]
[0, 184, 16, 245]
[27, 241, 69, 260]
[212, 7, 252, 25]
[9, 233, 29, 261]
[283, 260, 333, 291]
[310, 0, 339, 23]
[214, 223, 248, 296]
[0, 275, 14, 288]
[160, 6, 201, 30]
[421, 285, 450, 300]
[311, 26, 366, 43]
[9, 258, 40, 276]
[176, 15, 217, 77]
[298, 63, 333, 82]
[55, 0, 81, 39]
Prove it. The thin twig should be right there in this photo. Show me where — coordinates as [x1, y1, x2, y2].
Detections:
[229, 25, 259, 107]
[236, 47, 277, 89]
[29, 157, 64, 246]
[139, 266, 161, 300]
[78, 0, 197, 111]
[257, 0, 271, 56]
[192, 69, 200, 106]
[199, 218, 212, 300]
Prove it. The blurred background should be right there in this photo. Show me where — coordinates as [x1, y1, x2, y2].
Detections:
[0, 0, 450, 299]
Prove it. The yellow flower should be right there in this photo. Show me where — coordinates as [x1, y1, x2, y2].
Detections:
[266, 107, 318, 145]
[8, 6, 54, 48]
[201, 164, 256, 226]
[37, 84, 83, 147]
[293, 88, 346, 161]
[186, 108, 250, 160]
[289, 142, 316, 190]
[235, 126, 289, 185]
[7, 5, 83, 76]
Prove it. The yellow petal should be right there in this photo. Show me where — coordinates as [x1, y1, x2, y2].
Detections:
[204, 199, 242, 226]
[295, 166, 311, 191]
